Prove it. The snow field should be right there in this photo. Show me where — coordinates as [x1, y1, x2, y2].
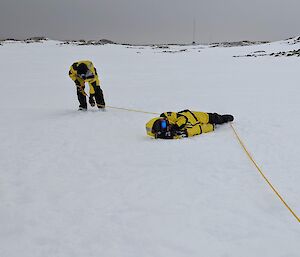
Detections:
[0, 40, 299, 257]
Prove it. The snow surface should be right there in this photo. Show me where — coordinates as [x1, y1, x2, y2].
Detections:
[0, 39, 299, 257]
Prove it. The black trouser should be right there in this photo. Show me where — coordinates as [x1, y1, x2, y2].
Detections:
[77, 87, 87, 108]
[94, 85, 105, 108]
[208, 113, 233, 124]
[76, 84, 105, 108]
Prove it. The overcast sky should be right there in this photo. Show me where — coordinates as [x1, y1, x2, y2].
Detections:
[1, 0, 300, 44]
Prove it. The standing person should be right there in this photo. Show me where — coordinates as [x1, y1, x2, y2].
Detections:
[69, 60, 105, 111]
[146, 109, 234, 139]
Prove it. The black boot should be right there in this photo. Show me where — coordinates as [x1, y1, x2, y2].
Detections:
[222, 114, 234, 122]
[89, 94, 95, 107]
[94, 86, 105, 109]
[208, 113, 234, 124]
[78, 106, 87, 111]
[208, 113, 224, 124]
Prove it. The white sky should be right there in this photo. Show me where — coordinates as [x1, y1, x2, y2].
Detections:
[1, 0, 300, 44]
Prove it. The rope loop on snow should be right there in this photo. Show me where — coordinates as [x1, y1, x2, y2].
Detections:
[230, 123, 300, 223]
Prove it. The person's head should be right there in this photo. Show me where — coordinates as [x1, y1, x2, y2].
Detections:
[77, 63, 88, 79]
[146, 117, 171, 138]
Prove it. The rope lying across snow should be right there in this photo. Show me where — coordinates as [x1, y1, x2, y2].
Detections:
[104, 105, 300, 223]
[229, 123, 300, 223]
[104, 105, 159, 115]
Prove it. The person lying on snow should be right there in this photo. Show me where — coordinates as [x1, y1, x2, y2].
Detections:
[69, 60, 105, 111]
[146, 110, 234, 139]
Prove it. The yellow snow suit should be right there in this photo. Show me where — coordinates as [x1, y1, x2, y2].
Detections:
[68, 60, 100, 94]
[146, 110, 214, 138]
[160, 110, 214, 137]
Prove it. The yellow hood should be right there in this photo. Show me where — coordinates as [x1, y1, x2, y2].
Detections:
[145, 117, 161, 137]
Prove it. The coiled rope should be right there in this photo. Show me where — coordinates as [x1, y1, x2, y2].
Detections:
[104, 104, 299, 223]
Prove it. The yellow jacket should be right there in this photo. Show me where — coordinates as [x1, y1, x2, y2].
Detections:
[68, 60, 100, 94]
[146, 110, 214, 139]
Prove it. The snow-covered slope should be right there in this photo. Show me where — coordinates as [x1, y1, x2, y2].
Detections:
[0, 39, 299, 257]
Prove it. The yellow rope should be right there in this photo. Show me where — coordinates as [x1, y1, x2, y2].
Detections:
[230, 123, 300, 223]
[80, 89, 158, 114]
[90, 102, 300, 222]
[105, 105, 159, 115]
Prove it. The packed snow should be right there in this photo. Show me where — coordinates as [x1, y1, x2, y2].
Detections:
[0, 38, 299, 257]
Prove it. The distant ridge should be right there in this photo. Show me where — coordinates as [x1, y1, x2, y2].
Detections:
[1, 36, 300, 51]
[59, 39, 116, 46]
[0, 37, 48, 43]
[209, 40, 269, 48]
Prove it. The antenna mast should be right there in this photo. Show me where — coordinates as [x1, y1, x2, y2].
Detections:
[192, 18, 196, 44]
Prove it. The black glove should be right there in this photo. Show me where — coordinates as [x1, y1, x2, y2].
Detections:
[175, 130, 188, 138]
[169, 124, 187, 137]
[74, 79, 81, 86]
[169, 124, 179, 133]
[89, 94, 95, 107]
[77, 73, 86, 79]
[155, 131, 174, 139]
